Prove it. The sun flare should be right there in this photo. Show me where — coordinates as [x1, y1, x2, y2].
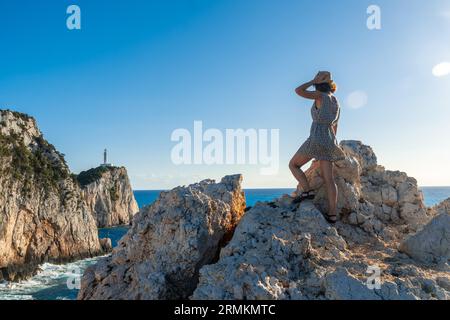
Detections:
[432, 62, 450, 77]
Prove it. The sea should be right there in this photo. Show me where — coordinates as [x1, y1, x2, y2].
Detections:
[1, 187, 449, 300]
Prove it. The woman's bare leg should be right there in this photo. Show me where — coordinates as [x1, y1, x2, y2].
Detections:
[319, 160, 338, 219]
[289, 152, 313, 192]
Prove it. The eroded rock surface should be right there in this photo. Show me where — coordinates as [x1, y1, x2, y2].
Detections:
[78, 175, 246, 300]
[0, 110, 104, 281]
[306, 140, 430, 242]
[400, 213, 450, 264]
[432, 197, 450, 215]
[192, 141, 449, 300]
[79, 166, 139, 228]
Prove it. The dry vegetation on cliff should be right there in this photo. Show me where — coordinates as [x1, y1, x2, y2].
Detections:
[0, 110, 105, 281]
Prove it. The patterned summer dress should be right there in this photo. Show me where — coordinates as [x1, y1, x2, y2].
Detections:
[297, 92, 345, 162]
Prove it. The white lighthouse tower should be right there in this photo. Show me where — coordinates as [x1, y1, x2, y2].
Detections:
[101, 148, 112, 167]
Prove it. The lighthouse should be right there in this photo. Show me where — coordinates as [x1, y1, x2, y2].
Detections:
[102, 148, 112, 167]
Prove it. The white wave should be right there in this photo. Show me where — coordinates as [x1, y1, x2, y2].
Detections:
[0, 256, 106, 300]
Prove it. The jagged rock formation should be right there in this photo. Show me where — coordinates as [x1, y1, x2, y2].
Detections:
[78, 166, 139, 228]
[400, 198, 450, 265]
[78, 175, 246, 300]
[0, 110, 105, 281]
[306, 140, 430, 241]
[78, 140, 449, 300]
[192, 141, 449, 300]
[400, 213, 450, 264]
[192, 197, 446, 300]
[432, 197, 450, 215]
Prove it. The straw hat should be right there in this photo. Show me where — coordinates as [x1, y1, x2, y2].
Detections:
[315, 71, 333, 84]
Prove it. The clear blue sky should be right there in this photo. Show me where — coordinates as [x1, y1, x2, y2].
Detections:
[1, 0, 450, 189]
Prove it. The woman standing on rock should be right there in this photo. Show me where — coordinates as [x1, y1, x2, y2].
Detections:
[289, 71, 345, 224]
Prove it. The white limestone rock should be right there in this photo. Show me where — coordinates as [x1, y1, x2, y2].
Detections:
[432, 197, 450, 215]
[306, 141, 430, 241]
[192, 194, 439, 300]
[192, 141, 449, 300]
[0, 110, 103, 281]
[192, 200, 349, 300]
[79, 166, 139, 228]
[340, 140, 377, 171]
[78, 175, 246, 300]
[400, 213, 450, 264]
[324, 267, 381, 300]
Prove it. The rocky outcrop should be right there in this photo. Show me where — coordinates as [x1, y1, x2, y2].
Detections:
[77, 140, 449, 300]
[192, 197, 444, 300]
[398, 197, 450, 264]
[400, 213, 450, 264]
[192, 141, 449, 300]
[432, 197, 450, 215]
[78, 175, 246, 300]
[78, 166, 139, 228]
[193, 199, 349, 300]
[0, 110, 106, 281]
[305, 140, 430, 242]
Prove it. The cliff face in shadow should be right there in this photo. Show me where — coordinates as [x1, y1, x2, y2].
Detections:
[78, 166, 139, 228]
[0, 110, 104, 281]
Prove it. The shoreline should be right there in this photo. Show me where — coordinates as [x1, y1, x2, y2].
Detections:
[2, 186, 450, 300]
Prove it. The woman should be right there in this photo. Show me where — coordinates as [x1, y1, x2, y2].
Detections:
[289, 71, 345, 224]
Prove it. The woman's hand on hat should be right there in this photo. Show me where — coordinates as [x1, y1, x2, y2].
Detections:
[312, 72, 323, 84]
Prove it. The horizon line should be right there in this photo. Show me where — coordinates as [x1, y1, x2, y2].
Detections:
[133, 186, 450, 192]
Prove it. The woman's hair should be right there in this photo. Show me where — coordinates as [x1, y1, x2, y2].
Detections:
[315, 81, 337, 93]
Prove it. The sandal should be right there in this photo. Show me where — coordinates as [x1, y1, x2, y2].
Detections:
[320, 211, 337, 224]
[292, 190, 316, 204]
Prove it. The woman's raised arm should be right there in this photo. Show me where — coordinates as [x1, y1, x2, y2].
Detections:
[295, 76, 322, 100]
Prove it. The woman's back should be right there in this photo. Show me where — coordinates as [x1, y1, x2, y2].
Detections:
[312, 93, 340, 125]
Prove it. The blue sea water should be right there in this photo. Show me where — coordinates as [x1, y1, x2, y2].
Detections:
[421, 186, 450, 207]
[133, 190, 163, 209]
[1, 187, 448, 300]
[98, 226, 130, 248]
[132, 187, 450, 209]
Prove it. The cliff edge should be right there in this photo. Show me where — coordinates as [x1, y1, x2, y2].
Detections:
[78, 166, 139, 228]
[79, 140, 449, 300]
[78, 175, 246, 299]
[0, 110, 105, 281]
[193, 141, 448, 300]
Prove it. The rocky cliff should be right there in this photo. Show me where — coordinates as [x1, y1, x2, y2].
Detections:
[306, 140, 430, 240]
[0, 110, 106, 281]
[432, 197, 450, 215]
[193, 141, 449, 300]
[78, 166, 139, 228]
[79, 141, 450, 300]
[399, 197, 450, 265]
[78, 175, 246, 299]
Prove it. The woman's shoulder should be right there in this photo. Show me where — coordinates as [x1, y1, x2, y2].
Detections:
[328, 93, 339, 105]
[316, 92, 340, 107]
